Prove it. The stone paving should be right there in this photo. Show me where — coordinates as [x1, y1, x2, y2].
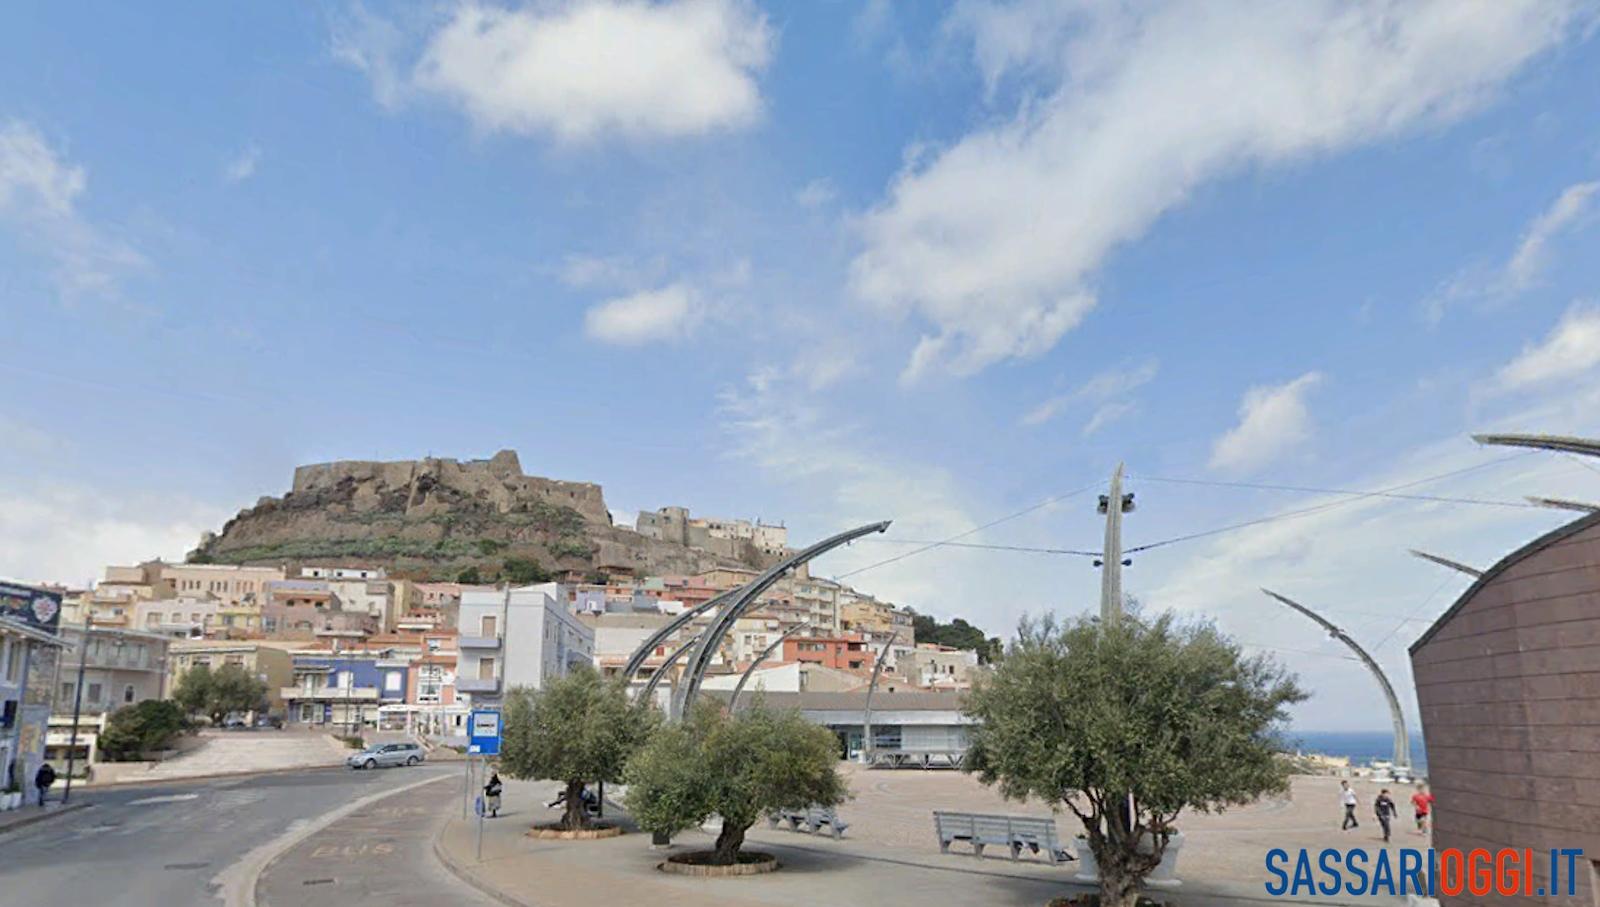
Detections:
[435, 764, 1423, 907]
[97, 728, 350, 783]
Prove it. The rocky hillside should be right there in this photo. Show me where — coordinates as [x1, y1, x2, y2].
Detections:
[190, 450, 773, 582]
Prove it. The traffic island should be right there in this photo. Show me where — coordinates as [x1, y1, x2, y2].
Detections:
[526, 822, 624, 840]
[658, 850, 780, 876]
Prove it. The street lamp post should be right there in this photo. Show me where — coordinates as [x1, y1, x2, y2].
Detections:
[62, 617, 92, 804]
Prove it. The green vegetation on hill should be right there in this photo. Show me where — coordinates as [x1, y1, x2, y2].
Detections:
[911, 612, 1003, 663]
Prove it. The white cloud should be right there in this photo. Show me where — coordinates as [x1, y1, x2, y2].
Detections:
[0, 484, 224, 588]
[1496, 302, 1600, 389]
[1081, 401, 1136, 437]
[0, 120, 143, 299]
[1021, 359, 1158, 429]
[411, 0, 773, 142]
[1209, 372, 1323, 473]
[853, 1, 1586, 379]
[223, 144, 261, 183]
[794, 178, 837, 210]
[584, 283, 702, 345]
[1503, 180, 1599, 291]
[1425, 178, 1600, 322]
[1144, 377, 1600, 731]
[330, 2, 412, 109]
[719, 369, 988, 611]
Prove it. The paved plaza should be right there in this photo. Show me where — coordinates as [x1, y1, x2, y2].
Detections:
[435, 764, 1420, 907]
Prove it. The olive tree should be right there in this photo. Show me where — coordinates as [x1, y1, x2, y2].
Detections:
[497, 667, 657, 829]
[624, 702, 847, 865]
[963, 613, 1304, 907]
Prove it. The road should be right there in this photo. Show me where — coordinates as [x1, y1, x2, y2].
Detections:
[0, 763, 491, 907]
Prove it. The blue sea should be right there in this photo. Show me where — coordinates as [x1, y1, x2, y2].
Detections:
[1287, 730, 1427, 773]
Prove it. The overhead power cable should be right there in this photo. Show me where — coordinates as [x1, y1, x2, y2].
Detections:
[858, 539, 1101, 557]
[1130, 474, 1538, 510]
[1123, 452, 1535, 555]
[835, 482, 1099, 580]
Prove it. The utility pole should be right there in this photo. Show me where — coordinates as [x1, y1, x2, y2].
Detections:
[63, 617, 92, 804]
[1097, 463, 1135, 622]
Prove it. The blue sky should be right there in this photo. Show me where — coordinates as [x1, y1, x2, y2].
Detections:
[4, 1, 1600, 731]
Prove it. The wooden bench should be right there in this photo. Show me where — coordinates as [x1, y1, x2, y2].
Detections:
[768, 805, 849, 839]
[933, 810, 1073, 864]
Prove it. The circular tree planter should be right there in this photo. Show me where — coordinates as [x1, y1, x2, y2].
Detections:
[658, 851, 780, 876]
[526, 823, 624, 840]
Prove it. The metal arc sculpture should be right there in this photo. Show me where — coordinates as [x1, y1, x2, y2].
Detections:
[636, 629, 706, 705]
[620, 587, 740, 685]
[860, 631, 899, 764]
[672, 520, 892, 720]
[1261, 589, 1411, 773]
[727, 622, 811, 713]
[1473, 433, 1600, 458]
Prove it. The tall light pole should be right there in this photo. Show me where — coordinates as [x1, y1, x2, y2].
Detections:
[1097, 464, 1135, 622]
[62, 617, 92, 804]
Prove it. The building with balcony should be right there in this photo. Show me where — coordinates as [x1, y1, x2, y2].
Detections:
[1, 582, 69, 795]
[783, 634, 875, 673]
[53, 624, 172, 719]
[457, 584, 595, 707]
[282, 655, 410, 729]
[166, 641, 294, 715]
[134, 596, 225, 639]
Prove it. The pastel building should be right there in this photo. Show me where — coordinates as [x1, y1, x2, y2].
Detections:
[282, 654, 410, 729]
[456, 584, 595, 707]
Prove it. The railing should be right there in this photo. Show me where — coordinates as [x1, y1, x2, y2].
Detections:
[457, 636, 502, 649]
[455, 677, 500, 694]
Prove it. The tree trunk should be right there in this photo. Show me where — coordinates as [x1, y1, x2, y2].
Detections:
[711, 820, 747, 865]
[1097, 849, 1143, 907]
[562, 779, 589, 830]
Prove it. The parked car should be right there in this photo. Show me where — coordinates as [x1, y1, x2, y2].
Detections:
[346, 741, 425, 770]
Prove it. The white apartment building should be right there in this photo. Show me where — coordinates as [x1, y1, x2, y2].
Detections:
[456, 584, 595, 707]
[134, 596, 224, 638]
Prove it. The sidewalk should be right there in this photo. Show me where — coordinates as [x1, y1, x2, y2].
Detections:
[433, 778, 1389, 907]
[0, 799, 90, 836]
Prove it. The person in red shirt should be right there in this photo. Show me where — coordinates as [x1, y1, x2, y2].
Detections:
[1410, 784, 1434, 834]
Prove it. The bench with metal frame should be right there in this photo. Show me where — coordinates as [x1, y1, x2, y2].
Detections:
[768, 805, 850, 839]
[933, 810, 1073, 864]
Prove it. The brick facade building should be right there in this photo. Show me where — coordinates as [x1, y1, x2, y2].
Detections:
[1409, 513, 1600, 906]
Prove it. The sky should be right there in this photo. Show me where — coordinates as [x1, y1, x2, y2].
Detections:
[4, 1, 1600, 733]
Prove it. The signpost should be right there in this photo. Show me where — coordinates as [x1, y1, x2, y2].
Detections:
[465, 709, 502, 834]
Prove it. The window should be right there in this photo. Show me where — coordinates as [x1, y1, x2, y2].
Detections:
[478, 657, 496, 681]
[60, 682, 74, 701]
[87, 682, 102, 703]
[123, 684, 135, 703]
[480, 615, 497, 637]
[384, 672, 402, 693]
[2, 640, 19, 683]
[336, 671, 352, 689]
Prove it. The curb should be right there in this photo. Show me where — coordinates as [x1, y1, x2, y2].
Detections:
[0, 802, 92, 837]
[432, 818, 532, 907]
[89, 761, 353, 790]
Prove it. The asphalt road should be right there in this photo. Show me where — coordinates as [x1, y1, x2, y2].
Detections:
[255, 772, 497, 907]
[0, 763, 471, 907]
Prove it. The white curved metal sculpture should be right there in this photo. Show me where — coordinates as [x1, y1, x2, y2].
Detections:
[673, 520, 892, 720]
[727, 622, 810, 713]
[1261, 589, 1411, 774]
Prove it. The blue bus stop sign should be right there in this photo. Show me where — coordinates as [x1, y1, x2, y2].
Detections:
[468, 709, 501, 755]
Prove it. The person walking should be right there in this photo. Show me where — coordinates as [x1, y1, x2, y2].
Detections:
[33, 762, 56, 808]
[483, 771, 503, 818]
[1375, 788, 1396, 842]
[1340, 780, 1359, 830]
[1410, 783, 1434, 835]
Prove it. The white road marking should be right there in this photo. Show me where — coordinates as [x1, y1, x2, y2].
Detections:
[127, 794, 201, 806]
